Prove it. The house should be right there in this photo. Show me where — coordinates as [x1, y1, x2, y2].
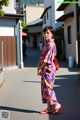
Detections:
[40, 0, 64, 57]
[40, 0, 64, 48]
[22, 4, 44, 48]
[56, 1, 80, 67]
[40, 0, 63, 29]
[27, 19, 43, 48]
[0, 0, 24, 70]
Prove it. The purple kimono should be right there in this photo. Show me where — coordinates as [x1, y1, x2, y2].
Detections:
[40, 39, 58, 105]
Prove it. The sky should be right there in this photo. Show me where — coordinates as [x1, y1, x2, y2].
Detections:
[55, 0, 64, 20]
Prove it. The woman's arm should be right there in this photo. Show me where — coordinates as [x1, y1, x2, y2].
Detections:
[37, 61, 46, 75]
[39, 62, 46, 70]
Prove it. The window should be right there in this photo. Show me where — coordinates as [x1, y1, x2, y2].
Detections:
[43, 15, 46, 24]
[47, 12, 48, 19]
[67, 26, 72, 44]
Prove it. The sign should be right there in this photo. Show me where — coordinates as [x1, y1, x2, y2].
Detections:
[0, 110, 10, 120]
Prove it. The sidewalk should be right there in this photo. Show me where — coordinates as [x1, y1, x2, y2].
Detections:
[0, 48, 80, 120]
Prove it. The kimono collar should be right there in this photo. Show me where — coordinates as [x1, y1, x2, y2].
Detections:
[46, 39, 54, 43]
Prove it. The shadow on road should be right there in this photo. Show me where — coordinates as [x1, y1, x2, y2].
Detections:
[23, 48, 67, 68]
[0, 106, 40, 114]
[48, 74, 79, 120]
[24, 48, 41, 68]
[22, 80, 41, 83]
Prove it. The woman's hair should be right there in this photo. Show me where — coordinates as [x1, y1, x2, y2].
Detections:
[43, 26, 55, 36]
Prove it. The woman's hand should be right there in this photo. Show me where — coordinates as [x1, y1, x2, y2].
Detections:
[37, 68, 42, 75]
[37, 61, 46, 76]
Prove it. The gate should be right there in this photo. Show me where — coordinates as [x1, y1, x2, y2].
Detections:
[0, 36, 17, 68]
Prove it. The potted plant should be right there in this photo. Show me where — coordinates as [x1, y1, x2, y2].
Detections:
[0, 67, 4, 87]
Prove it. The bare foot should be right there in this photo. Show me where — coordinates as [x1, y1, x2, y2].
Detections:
[55, 103, 61, 108]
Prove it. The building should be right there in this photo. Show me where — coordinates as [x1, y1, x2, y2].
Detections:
[27, 19, 43, 48]
[40, 0, 63, 29]
[0, 0, 24, 70]
[22, 4, 44, 48]
[56, 1, 80, 67]
[40, 0, 64, 55]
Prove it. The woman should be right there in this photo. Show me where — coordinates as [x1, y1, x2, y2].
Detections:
[37, 26, 62, 114]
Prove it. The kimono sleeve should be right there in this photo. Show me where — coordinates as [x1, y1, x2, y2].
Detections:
[43, 44, 56, 64]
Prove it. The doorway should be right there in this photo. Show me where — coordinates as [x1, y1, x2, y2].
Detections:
[33, 35, 37, 48]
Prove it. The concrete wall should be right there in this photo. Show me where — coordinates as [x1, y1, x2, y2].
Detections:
[43, 0, 55, 28]
[64, 18, 76, 57]
[43, 8, 52, 29]
[64, 4, 74, 13]
[64, 4, 78, 63]
[43, 0, 63, 29]
[0, 27, 14, 36]
[27, 26, 43, 48]
[25, 4, 44, 24]
[0, 19, 16, 36]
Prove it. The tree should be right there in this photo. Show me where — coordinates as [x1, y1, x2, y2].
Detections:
[21, 20, 29, 32]
[0, 0, 10, 16]
[21, 20, 29, 41]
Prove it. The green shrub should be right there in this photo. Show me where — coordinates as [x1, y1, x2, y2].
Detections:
[0, 0, 10, 16]
[0, 9, 5, 16]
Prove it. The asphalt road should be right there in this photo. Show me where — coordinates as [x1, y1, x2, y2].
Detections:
[0, 48, 80, 120]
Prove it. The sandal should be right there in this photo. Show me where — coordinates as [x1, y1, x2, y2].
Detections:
[52, 105, 62, 114]
[41, 109, 52, 114]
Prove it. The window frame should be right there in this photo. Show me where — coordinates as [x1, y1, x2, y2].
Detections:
[67, 25, 72, 44]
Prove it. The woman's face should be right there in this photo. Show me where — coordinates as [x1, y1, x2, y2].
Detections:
[43, 29, 53, 41]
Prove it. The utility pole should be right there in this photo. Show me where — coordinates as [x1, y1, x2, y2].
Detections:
[19, 0, 21, 14]
[16, 0, 21, 14]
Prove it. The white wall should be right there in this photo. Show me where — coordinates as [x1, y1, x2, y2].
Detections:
[27, 26, 43, 48]
[64, 4, 78, 63]
[0, 26, 14, 36]
[64, 18, 76, 58]
[3, 0, 16, 14]
[0, 19, 16, 36]
[43, 0, 63, 29]
[43, 0, 55, 28]
[43, 9, 51, 29]
[26, 5, 44, 24]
